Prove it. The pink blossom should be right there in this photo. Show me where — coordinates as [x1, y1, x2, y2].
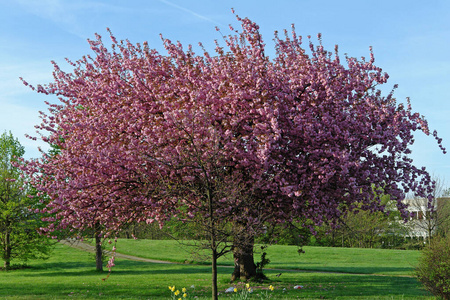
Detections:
[18, 13, 444, 252]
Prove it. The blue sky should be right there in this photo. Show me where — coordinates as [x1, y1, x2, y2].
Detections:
[1, 0, 449, 186]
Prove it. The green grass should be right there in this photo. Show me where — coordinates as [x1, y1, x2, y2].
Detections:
[0, 240, 433, 299]
[112, 239, 420, 275]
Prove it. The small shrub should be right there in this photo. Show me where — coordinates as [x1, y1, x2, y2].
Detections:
[415, 236, 450, 299]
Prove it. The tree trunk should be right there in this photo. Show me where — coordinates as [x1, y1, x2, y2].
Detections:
[206, 185, 218, 300]
[428, 227, 433, 245]
[94, 224, 103, 272]
[4, 231, 11, 271]
[231, 230, 256, 281]
[211, 247, 218, 300]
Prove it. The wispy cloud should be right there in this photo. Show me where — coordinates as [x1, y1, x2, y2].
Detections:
[16, 0, 70, 22]
[157, 0, 222, 26]
[15, 0, 84, 38]
[14, 0, 137, 39]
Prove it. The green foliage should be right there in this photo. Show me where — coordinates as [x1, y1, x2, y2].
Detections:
[115, 191, 415, 251]
[415, 235, 450, 299]
[0, 131, 54, 269]
[311, 194, 411, 249]
[257, 222, 311, 247]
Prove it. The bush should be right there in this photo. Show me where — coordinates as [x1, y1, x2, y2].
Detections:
[415, 236, 450, 299]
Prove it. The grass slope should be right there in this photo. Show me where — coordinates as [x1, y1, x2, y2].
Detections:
[0, 240, 433, 299]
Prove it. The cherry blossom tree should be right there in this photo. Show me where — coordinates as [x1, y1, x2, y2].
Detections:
[20, 13, 445, 299]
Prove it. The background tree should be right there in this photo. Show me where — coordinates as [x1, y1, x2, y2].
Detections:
[406, 176, 450, 244]
[443, 188, 450, 197]
[439, 186, 450, 237]
[21, 14, 445, 298]
[0, 131, 53, 270]
[332, 210, 392, 248]
[436, 197, 450, 238]
[312, 194, 410, 249]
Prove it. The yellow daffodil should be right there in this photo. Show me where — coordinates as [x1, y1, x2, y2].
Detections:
[183, 293, 187, 298]
[182, 287, 187, 293]
[269, 285, 274, 291]
[174, 290, 180, 296]
[233, 288, 238, 293]
[169, 286, 176, 292]
[245, 283, 250, 289]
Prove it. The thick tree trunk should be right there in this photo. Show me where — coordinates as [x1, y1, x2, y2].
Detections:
[95, 234, 103, 272]
[231, 230, 256, 281]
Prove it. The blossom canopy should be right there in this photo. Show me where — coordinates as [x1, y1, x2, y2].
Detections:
[20, 14, 445, 237]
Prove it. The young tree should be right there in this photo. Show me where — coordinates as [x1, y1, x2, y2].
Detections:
[21, 14, 445, 298]
[0, 132, 53, 270]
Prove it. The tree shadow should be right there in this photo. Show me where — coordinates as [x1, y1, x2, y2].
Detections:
[22, 259, 214, 277]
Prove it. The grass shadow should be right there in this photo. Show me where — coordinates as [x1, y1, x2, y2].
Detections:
[262, 271, 431, 298]
[268, 264, 415, 275]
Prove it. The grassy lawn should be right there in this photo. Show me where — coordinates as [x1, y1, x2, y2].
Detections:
[0, 240, 433, 299]
[113, 239, 420, 275]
